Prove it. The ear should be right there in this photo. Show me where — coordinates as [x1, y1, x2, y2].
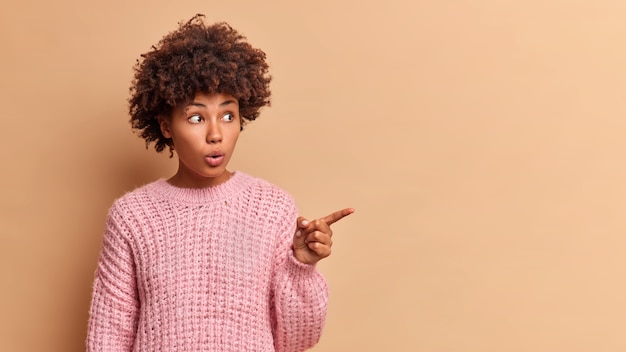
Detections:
[158, 116, 172, 138]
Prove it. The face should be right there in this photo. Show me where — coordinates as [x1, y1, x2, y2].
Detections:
[159, 92, 241, 188]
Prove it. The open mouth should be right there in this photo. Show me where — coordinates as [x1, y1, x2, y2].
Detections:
[206, 153, 225, 166]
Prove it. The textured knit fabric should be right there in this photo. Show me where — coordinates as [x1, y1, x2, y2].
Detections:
[87, 171, 329, 352]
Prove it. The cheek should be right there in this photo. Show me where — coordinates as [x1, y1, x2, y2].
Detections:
[229, 128, 241, 144]
[171, 130, 204, 149]
[225, 134, 240, 151]
[225, 121, 241, 142]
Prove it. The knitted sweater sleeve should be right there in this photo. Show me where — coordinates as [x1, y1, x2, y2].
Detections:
[271, 200, 329, 352]
[86, 206, 139, 351]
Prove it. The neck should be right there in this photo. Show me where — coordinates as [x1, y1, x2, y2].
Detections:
[167, 169, 234, 189]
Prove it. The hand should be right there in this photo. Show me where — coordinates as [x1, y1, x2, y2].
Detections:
[292, 208, 355, 265]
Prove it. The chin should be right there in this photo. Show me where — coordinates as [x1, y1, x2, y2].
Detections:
[200, 168, 230, 179]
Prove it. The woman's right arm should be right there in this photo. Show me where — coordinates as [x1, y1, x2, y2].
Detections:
[86, 208, 139, 351]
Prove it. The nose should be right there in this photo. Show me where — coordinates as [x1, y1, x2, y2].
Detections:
[206, 121, 222, 144]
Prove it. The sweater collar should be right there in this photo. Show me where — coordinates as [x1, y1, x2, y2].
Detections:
[148, 171, 253, 204]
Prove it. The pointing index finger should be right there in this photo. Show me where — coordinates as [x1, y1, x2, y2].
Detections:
[322, 208, 355, 226]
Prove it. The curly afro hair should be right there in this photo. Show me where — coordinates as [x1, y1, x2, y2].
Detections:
[129, 14, 272, 154]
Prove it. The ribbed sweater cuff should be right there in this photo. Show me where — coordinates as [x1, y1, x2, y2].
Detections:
[286, 251, 318, 273]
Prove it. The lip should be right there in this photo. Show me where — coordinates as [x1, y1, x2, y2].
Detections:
[205, 152, 225, 167]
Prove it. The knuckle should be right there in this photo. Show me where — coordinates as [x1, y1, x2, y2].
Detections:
[309, 242, 320, 251]
[310, 231, 322, 241]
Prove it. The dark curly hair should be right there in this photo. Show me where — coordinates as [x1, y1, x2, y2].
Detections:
[129, 14, 272, 154]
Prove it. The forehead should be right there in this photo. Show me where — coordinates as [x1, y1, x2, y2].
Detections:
[182, 92, 239, 109]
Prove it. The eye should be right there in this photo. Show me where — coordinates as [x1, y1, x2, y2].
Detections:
[188, 114, 202, 124]
[223, 113, 234, 122]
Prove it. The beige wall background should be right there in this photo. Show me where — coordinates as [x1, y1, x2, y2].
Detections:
[1, 0, 626, 351]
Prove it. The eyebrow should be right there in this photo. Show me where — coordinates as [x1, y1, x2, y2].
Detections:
[187, 99, 238, 108]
